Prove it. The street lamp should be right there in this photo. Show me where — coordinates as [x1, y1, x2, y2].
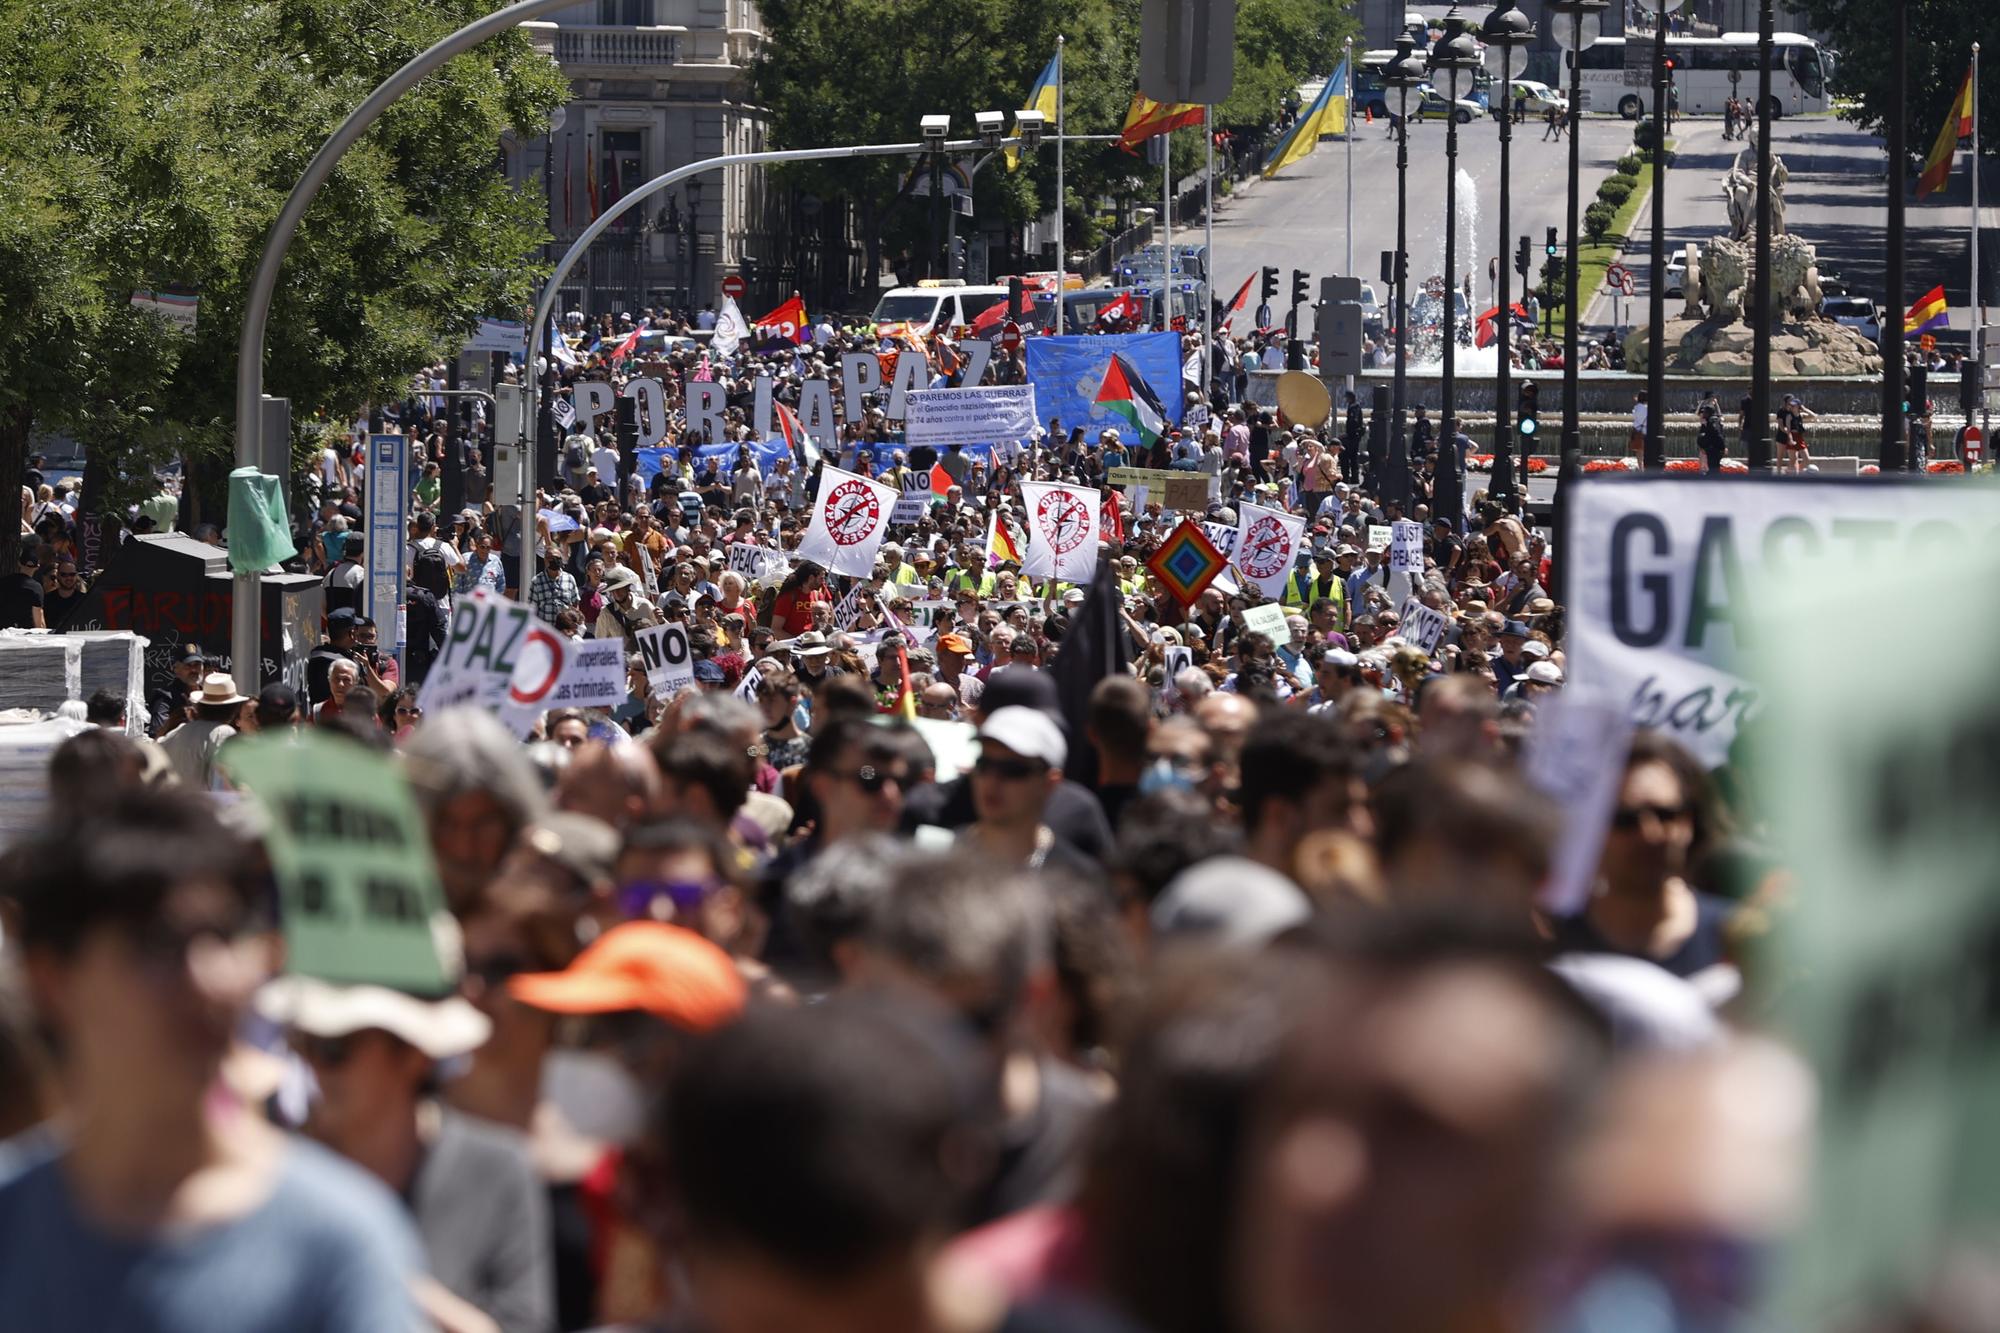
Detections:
[1381, 33, 1429, 510]
[1482, 1, 1535, 511]
[1638, 0, 1685, 470]
[1547, 0, 1608, 513]
[922, 114, 950, 278]
[1428, 9, 1482, 531]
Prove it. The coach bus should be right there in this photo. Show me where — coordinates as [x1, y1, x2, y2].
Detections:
[1566, 31, 1831, 120]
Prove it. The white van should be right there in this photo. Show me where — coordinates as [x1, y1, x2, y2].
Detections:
[870, 280, 1012, 337]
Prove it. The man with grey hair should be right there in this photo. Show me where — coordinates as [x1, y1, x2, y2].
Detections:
[403, 708, 548, 914]
[855, 850, 1102, 1223]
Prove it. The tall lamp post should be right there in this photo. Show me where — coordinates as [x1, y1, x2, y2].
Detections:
[1430, 11, 1482, 530]
[1547, 0, 1607, 502]
[1883, 0, 1908, 469]
[1749, 0, 1774, 469]
[1483, 2, 1535, 510]
[1642, 0, 1683, 470]
[1382, 34, 1430, 510]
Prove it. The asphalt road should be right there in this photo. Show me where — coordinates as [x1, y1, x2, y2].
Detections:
[1208, 111, 1972, 348]
[1208, 109, 1632, 332]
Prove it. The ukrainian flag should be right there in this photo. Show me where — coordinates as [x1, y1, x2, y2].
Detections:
[1007, 52, 1060, 172]
[1262, 59, 1349, 179]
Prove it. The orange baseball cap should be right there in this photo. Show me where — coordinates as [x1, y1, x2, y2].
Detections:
[507, 922, 746, 1033]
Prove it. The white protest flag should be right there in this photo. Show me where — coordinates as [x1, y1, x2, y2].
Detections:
[1018, 481, 1101, 584]
[796, 464, 897, 577]
[1394, 596, 1450, 655]
[552, 395, 577, 429]
[733, 663, 765, 703]
[710, 295, 751, 359]
[1231, 500, 1305, 601]
[497, 619, 572, 737]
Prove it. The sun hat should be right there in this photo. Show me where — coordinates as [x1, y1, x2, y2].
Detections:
[197, 672, 250, 708]
[507, 921, 745, 1032]
[256, 976, 492, 1060]
[602, 565, 641, 592]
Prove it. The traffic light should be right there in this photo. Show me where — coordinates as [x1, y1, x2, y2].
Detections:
[1515, 235, 1532, 277]
[1260, 266, 1279, 304]
[1008, 276, 1024, 321]
[1663, 57, 1676, 73]
[1291, 269, 1310, 309]
[1517, 381, 1540, 447]
[1381, 250, 1395, 285]
[1545, 227, 1559, 258]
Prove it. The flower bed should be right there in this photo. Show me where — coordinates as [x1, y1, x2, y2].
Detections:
[1524, 457, 1548, 475]
[1928, 460, 1965, 474]
[1583, 458, 1638, 474]
[1464, 454, 1545, 474]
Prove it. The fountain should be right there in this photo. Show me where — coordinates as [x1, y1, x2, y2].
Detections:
[1622, 135, 1883, 378]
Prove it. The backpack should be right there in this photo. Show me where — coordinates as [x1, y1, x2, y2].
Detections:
[565, 438, 590, 478]
[411, 539, 451, 598]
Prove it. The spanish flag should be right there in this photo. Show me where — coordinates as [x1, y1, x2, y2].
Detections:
[1119, 93, 1204, 153]
[1263, 60, 1349, 179]
[1007, 52, 1060, 172]
[1917, 62, 1975, 198]
[889, 640, 918, 720]
[1905, 284, 1950, 336]
[987, 510, 1024, 569]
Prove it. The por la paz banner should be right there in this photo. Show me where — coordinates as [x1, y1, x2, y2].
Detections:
[1018, 481, 1102, 584]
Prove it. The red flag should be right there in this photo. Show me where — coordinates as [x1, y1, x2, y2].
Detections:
[1218, 272, 1255, 331]
[753, 295, 810, 345]
[929, 462, 954, 494]
[970, 298, 1011, 336]
[1096, 292, 1143, 328]
[607, 326, 641, 362]
[1100, 491, 1126, 545]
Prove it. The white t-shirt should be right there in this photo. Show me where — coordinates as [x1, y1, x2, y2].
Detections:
[319, 448, 341, 485]
[1632, 402, 1649, 432]
[404, 536, 466, 580]
[592, 446, 621, 485]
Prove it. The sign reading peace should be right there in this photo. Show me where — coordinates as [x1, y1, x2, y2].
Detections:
[824, 479, 882, 546]
[1037, 490, 1091, 555]
[1237, 515, 1292, 579]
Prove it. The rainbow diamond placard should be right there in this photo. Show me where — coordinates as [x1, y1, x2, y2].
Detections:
[1147, 519, 1230, 607]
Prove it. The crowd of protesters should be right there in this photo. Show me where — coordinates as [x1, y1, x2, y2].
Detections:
[0, 291, 1933, 1333]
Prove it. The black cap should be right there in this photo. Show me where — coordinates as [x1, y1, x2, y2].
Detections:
[177, 644, 206, 664]
[258, 682, 299, 714]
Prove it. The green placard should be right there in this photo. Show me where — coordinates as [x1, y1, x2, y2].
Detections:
[1754, 539, 2000, 1323]
[224, 733, 456, 995]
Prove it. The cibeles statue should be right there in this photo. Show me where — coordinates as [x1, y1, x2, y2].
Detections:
[1722, 135, 1789, 242]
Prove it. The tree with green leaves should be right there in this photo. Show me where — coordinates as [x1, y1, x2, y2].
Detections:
[0, 0, 567, 571]
[750, 0, 1352, 291]
[1797, 0, 1996, 159]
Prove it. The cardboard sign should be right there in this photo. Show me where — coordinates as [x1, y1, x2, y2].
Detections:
[1394, 597, 1449, 654]
[890, 472, 934, 524]
[1367, 523, 1393, 552]
[546, 636, 627, 710]
[1163, 475, 1213, 511]
[1388, 519, 1425, 574]
[635, 620, 695, 697]
[421, 593, 536, 713]
[225, 733, 455, 994]
[1107, 466, 1177, 490]
[1241, 601, 1293, 646]
[1161, 643, 1194, 701]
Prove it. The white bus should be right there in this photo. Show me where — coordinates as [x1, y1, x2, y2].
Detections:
[1567, 32, 1831, 120]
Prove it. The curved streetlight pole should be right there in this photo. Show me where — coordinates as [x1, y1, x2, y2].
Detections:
[231, 0, 580, 682]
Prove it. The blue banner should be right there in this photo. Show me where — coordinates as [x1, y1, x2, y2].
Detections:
[1023, 331, 1186, 439]
[636, 438, 792, 483]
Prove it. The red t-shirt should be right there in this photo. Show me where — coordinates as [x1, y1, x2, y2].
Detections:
[771, 585, 830, 635]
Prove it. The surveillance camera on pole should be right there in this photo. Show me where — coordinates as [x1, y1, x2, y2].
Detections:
[975, 111, 1006, 149]
[1014, 109, 1046, 151]
[920, 114, 951, 145]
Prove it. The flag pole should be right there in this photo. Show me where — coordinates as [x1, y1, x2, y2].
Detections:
[1976, 43, 1987, 444]
[1345, 37, 1355, 282]
[1163, 125, 1173, 310]
[1205, 103, 1216, 402]
[1055, 36, 1066, 336]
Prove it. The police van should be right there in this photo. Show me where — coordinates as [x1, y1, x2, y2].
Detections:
[869, 279, 1012, 337]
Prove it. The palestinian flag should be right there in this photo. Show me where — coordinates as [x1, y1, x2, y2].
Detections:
[1095, 352, 1168, 446]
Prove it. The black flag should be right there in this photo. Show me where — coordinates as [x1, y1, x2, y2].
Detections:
[1049, 560, 1132, 791]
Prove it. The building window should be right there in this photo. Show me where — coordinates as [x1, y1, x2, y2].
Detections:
[600, 130, 645, 229]
[597, 0, 653, 25]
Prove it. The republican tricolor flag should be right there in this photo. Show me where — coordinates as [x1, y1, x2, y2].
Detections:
[1905, 284, 1950, 336]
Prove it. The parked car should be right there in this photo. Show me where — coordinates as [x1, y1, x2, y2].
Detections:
[1821, 294, 1882, 343]
[1663, 254, 1687, 298]
[1416, 85, 1483, 124]
[1359, 283, 1384, 339]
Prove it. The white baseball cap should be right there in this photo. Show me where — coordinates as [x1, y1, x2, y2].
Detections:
[978, 706, 1068, 770]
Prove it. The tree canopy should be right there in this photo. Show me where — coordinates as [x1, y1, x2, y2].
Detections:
[0, 0, 568, 553]
[1798, 0, 1997, 160]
